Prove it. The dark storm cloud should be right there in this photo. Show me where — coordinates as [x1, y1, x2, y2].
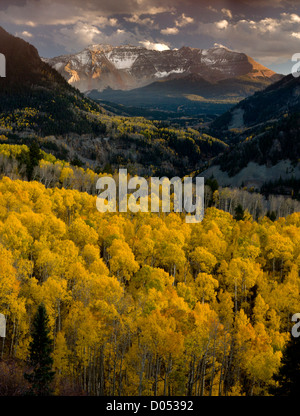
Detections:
[0, 0, 297, 27]
[0, 0, 172, 25]
[0, 0, 299, 73]
[0, 0, 294, 24]
[0, 0, 26, 8]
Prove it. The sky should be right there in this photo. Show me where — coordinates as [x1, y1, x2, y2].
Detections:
[1, 0, 300, 74]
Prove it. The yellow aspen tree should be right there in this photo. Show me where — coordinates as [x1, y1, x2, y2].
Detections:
[107, 239, 139, 283]
[190, 247, 217, 275]
[68, 217, 98, 249]
[195, 273, 219, 304]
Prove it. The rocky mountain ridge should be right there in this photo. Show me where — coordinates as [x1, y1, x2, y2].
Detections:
[44, 44, 281, 93]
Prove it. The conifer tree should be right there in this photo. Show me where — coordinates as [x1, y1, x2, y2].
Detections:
[27, 140, 42, 181]
[24, 304, 55, 396]
[234, 204, 245, 221]
[271, 334, 300, 396]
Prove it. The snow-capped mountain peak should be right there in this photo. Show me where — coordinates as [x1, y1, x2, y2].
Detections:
[44, 44, 279, 93]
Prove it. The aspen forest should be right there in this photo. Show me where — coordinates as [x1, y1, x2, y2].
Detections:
[0, 172, 299, 396]
[1, 13, 300, 400]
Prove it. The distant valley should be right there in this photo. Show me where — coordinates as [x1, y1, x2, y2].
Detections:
[1, 26, 299, 195]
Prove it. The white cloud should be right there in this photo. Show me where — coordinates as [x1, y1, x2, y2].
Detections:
[291, 32, 300, 39]
[197, 13, 300, 65]
[161, 27, 179, 35]
[26, 21, 36, 27]
[215, 20, 228, 30]
[53, 22, 140, 52]
[108, 18, 118, 26]
[175, 13, 194, 27]
[142, 6, 171, 15]
[290, 13, 300, 22]
[160, 13, 193, 36]
[259, 18, 279, 32]
[139, 40, 170, 51]
[16, 31, 33, 38]
[214, 43, 231, 50]
[53, 21, 165, 53]
[58, 22, 102, 50]
[207, 6, 218, 13]
[124, 14, 155, 27]
[221, 8, 232, 19]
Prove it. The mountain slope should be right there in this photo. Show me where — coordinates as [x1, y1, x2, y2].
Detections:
[0, 26, 66, 91]
[211, 73, 300, 131]
[88, 71, 279, 117]
[0, 26, 107, 139]
[201, 74, 300, 187]
[44, 44, 281, 94]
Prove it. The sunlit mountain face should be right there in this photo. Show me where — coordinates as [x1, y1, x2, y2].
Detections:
[43, 43, 280, 92]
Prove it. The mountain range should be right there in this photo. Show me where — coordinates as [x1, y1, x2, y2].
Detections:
[44, 44, 280, 92]
[44, 44, 282, 115]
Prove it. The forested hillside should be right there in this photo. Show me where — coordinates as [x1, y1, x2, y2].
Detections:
[200, 73, 300, 190]
[0, 26, 228, 177]
[0, 143, 299, 220]
[0, 27, 108, 139]
[88, 72, 277, 117]
[210, 110, 300, 177]
[0, 176, 299, 396]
